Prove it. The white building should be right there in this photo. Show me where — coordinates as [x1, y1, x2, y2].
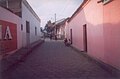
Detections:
[21, 0, 41, 47]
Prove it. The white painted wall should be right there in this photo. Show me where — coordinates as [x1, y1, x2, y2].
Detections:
[22, 3, 41, 47]
[0, 6, 22, 50]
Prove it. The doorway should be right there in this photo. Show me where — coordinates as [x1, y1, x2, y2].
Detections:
[70, 29, 72, 44]
[83, 24, 87, 52]
[26, 21, 30, 46]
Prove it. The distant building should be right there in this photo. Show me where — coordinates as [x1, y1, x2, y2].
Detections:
[65, 0, 120, 70]
[53, 18, 69, 39]
[0, 0, 41, 59]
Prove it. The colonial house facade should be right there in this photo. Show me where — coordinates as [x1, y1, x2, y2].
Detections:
[44, 19, 69, 40]
[54, 18, 69, 39]
[65, 0, 120, 70]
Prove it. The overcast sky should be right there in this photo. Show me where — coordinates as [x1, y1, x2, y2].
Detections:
[26, 0, 83, 28]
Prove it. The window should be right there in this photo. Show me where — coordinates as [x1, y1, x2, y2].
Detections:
[35, 27, 37, 35]
[103, 0, 111, 4]
[26, 21, 30, 33]
[21, 24, 23, 31]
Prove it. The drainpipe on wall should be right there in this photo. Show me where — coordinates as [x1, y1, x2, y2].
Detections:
[6, 0, 9, 8]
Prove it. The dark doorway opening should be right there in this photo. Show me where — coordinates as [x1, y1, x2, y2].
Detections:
[70, 29, 73, 44]
[26, 21, 30, 46]
[83, 24, 87, 52]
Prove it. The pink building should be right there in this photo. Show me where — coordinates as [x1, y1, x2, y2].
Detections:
[65, 0, 120, 70]
[0, 0, 41, 59]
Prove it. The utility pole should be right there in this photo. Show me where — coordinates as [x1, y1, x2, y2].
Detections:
[55, 13, 56, 23]
[54, 13, 57, 40]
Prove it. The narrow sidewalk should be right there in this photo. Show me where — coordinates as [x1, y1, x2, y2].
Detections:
[0, 39, 44, 73]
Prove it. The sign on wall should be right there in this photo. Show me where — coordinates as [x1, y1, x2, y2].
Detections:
[0, 20, 17, 54]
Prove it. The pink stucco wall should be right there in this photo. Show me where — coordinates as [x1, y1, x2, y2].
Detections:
[66, 0, 120, 70]
[103, 0, 120, 69]
[67, 0, 105, 60]
[81, 0, 105, 61]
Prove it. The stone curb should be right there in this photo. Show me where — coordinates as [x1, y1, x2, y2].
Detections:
[0, 39, 44, 73]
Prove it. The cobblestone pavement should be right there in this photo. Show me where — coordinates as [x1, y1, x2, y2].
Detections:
[2, 39, 119, 79]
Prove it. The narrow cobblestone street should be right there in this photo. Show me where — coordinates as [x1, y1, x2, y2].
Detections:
[2, 39, 118, 79]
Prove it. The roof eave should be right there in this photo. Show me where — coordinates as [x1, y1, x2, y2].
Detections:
[68, 0, 90, 23]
